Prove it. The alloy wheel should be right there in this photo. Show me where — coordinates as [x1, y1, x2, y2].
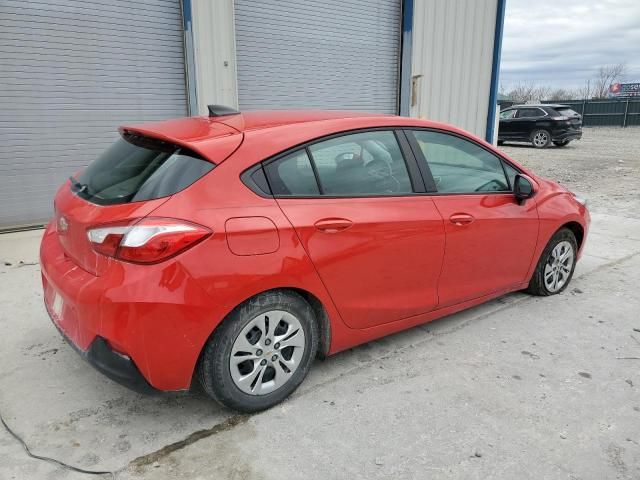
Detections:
[229, 310, 306, 395]
[543, 241, 574, 293]
[533, 131, 549, 147]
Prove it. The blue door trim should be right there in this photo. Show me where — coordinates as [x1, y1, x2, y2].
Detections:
[399, 0, 414, 116]
[485, 0, 506, 142]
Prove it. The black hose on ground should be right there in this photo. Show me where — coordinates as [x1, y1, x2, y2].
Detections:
[0, 408, 117, 479]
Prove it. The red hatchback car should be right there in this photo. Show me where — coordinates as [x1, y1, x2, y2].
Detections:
[40, 107, 590, 412]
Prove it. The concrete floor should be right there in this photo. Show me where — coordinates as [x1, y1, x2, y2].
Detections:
[1, 131, 640, 479]
[2, 217, 639, 480]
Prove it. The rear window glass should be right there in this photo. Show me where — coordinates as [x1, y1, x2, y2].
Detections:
[265, 150, 320, 196]
[71, 133, 214, 205]
[556, 108, 580, 117]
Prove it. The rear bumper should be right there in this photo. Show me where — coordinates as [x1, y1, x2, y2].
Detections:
[46, 306, 158, 394]
[39, 222, 220, 392]
[552, 129, 582, 141]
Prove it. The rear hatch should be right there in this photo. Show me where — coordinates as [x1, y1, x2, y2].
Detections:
[556, 106, 582, 130]
[53, 122, 241, 275]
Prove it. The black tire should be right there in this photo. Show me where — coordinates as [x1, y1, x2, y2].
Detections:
[526, 228, 578, 296]
[198, 290, 318, 412]
[530, 129, 551, 148]
[553, 140, 570, 147]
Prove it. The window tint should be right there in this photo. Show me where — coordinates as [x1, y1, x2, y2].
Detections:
[264, 150, 320, 196]
[556, 107, 580, 117]
[500, 109, 516, 119]
[516, 108, 544, 118]
[410, 130, 510, 193]
[307, 131, 412, 195]
[73, 134, 214, 206]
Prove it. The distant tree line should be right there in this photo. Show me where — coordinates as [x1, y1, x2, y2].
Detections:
[500, 63, 628, 103]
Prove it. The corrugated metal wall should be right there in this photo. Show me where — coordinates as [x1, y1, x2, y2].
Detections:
[0, 0, 188, 229]
[233, 0, 401, 113]
[410, 0, 497, 139]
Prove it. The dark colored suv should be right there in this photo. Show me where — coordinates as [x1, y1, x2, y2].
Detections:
[498, 104, 583, 148]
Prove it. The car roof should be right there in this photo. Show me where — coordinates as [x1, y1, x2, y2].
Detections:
[122, 110, 393, 142]
[213, 110, 391, 132]
[506, 104, 569, 109]
[120, 110, 495, 164]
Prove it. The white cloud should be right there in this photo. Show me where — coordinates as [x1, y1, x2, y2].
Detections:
[499, 0, 640, 88]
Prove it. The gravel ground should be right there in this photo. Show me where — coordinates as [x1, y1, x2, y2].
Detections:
[500, 127, 640, 218]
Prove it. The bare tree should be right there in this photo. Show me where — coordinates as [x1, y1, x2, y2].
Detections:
[575, 80, 592, 100]
[592, 63, 626, 99]
[548, 88, 574, 101]
[536, 85, 552, 101]
[501, 61, 629, 102]
[505, 82, 555, 103]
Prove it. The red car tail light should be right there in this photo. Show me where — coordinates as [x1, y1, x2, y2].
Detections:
[87, 218, 211, 264]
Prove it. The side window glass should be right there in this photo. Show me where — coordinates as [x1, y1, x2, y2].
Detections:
[410, 130, 510, 193]
[500, 109, 516, 119]
[264, 150, 320, 196]
[501, 161, 520, 190]
[516, 108, 542, 118]
[307, 131, 413, 195]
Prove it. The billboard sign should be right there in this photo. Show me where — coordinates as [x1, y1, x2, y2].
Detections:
[608, 82, 640, 98]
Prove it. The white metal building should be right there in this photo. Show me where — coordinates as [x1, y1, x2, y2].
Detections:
[0, 0, 505, 229]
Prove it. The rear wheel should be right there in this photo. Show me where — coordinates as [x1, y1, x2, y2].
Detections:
[199, 291, 318, 412]
[531, 129, 551, 148]
[553, 140, 570, 147]
[526, 228, 577, 296]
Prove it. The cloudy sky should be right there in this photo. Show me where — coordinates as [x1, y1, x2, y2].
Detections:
[500, 0, 640, 89]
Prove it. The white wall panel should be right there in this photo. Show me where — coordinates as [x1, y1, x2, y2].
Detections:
[411, 0, 497, 139]
[191, 0, 238, 114]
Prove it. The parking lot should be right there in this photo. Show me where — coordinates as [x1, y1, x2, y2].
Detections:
[1, 127, 639, 480]
[501, 127, 640, 220]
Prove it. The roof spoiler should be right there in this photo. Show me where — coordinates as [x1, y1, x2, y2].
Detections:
[208, 105, 240, 117]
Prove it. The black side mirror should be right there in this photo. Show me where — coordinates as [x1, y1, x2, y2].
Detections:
[514, 174, 534, 204]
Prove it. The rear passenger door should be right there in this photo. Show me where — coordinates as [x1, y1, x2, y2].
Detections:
[405, 129, 539, 307]
[264, 130, 445, 329]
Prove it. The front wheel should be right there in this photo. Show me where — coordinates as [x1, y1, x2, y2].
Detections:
[531, 129, 551, 148]
[526, 228, 577, 296]
[553, 140, 571, 147]
[198, 291, 319, 412]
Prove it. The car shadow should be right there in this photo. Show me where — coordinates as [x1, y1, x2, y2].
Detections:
[3, 291, 525, 474]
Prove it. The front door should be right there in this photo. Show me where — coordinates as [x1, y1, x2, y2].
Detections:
[406, 129, 539, 307]
[498, 108, 517, 139]
[263, 130, 446, 329]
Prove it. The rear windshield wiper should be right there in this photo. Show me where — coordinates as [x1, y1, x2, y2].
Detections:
[69, 175, 90, 194]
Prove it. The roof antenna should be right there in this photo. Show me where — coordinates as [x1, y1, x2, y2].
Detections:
[208, 105, 240, 117]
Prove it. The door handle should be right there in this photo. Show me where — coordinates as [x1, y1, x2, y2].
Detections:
[314, 218, 353, 233]
[449, 213, 475, 226]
